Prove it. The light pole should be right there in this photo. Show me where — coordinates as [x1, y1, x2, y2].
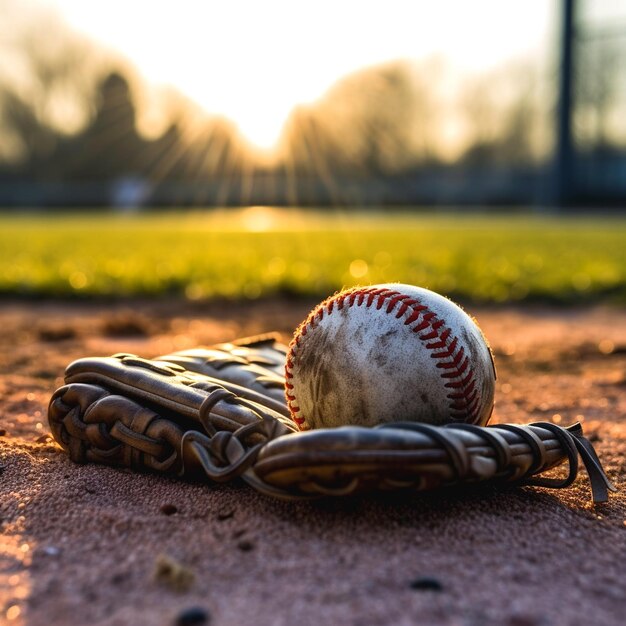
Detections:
[554, 0, 576, 208]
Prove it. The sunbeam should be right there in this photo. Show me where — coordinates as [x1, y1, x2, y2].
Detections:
[38, 0, 552, 153]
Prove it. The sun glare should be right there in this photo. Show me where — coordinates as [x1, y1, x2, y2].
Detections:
[239, 206, 279, 231]
[205, 89, 304, 152]
[41, 0, 551, 151]
[234, 111, 286, 152]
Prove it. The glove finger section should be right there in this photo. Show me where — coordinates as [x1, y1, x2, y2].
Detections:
[48, 383, 185, 473]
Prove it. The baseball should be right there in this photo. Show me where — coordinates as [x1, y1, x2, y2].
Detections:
[285, 283, 496, 430]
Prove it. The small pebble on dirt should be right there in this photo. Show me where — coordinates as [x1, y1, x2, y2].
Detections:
[154, 554, 195, 592]
[38, 326, 77, 342]
[110, 572, 128, 585]
[507, 612, 544, 626]
[409, 577, 443, 592]
[174, 606, 210, 626]
[101, 314, 152, 337]
[160, 504, 179, 515]
[237, 540, 255, 552]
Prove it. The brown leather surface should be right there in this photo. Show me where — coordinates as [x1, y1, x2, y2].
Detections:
[47, 336, 614, 503]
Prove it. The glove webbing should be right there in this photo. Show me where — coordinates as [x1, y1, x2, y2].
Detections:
[49, 382, 615, 503]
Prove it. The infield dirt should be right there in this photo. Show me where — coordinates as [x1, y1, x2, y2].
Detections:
[1, 299, 625, 625]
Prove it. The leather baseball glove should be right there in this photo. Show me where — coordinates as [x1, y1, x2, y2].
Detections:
[48, 334, 615, 503]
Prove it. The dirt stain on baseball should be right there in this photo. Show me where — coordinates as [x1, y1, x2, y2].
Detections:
[295, 325, 337, 426]
[369, 329, 398, 368]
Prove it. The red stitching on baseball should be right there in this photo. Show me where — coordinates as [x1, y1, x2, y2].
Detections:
[435, 346, 465, 369]
[426, 329, 452, 350]
[444, 369, 473, 387]
[385, 294, 407, 314]
[285, 287, 484, 429]
[411, 312, 436, 331]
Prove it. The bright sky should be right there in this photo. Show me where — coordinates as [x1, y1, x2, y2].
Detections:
[40, 0, 553, 150]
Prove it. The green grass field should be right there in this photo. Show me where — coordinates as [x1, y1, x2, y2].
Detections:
[1, 208, 625, 303]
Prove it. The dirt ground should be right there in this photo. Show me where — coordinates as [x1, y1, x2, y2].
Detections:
[1, 299, 625, 626]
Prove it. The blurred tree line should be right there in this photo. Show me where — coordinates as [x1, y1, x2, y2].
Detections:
[0, 0, 624, 207]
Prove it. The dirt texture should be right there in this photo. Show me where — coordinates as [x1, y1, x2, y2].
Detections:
[1, 299, 625, 626]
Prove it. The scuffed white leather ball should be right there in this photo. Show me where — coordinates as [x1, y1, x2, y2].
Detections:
[285, 284, 496, 430]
